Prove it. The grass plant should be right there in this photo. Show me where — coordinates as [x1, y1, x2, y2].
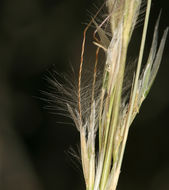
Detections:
[49, 0, 168, 190]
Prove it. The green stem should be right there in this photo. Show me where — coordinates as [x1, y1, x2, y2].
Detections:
[114, 0, 152, 189]
[99, 43, 128, 190]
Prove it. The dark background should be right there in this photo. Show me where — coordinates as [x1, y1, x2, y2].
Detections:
[0, 0, 169, 190]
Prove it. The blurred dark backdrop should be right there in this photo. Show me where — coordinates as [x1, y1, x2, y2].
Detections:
[0, 0, 169, 190]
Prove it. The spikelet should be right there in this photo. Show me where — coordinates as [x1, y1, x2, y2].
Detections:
[47, 0, 168, 190]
